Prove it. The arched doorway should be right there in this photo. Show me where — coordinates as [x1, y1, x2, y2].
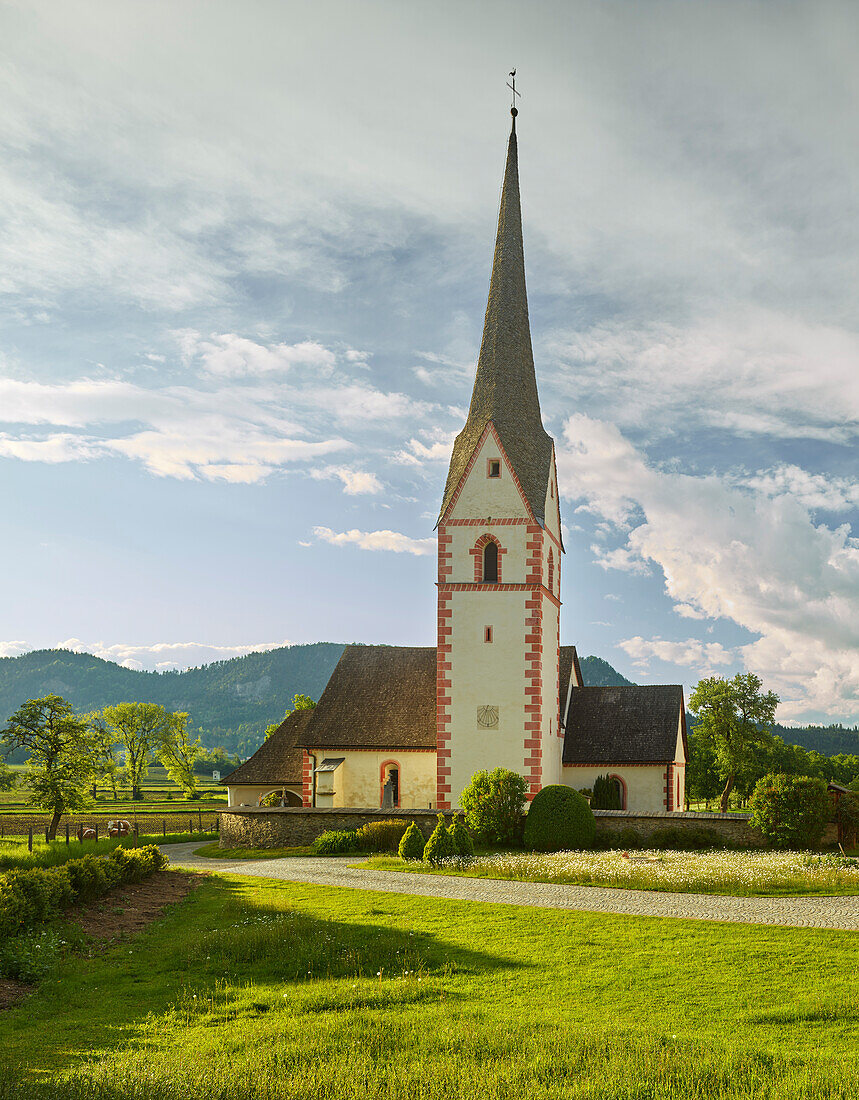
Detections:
[380, 761, 400, 808]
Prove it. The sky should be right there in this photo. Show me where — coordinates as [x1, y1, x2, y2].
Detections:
[1, 0, 857, 726]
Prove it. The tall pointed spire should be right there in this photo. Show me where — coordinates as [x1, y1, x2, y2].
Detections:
[438, 108, 554, 525]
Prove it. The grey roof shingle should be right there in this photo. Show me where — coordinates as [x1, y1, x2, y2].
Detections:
[223, 708, 311, 786]
[562, 685, 685, 765]
[300, 644, 437, 750]
[559, 645, 583, 716]
[438, 121, 554, 526]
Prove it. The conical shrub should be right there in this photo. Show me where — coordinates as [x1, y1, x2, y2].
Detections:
[423, 814, 456, 865]
[398, 821, 426, 861]
[448, 816, 474, 858]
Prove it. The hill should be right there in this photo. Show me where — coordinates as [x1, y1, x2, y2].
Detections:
[578, 656, 635, 688]
[0, 644, 345, 755]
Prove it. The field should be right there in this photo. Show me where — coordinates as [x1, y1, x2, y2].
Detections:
[0, 870, 857, 1098]
[365, 849, 859, 897]
[0, 764, 226, 837]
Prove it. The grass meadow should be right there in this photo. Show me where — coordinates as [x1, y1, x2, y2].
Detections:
[0, 872, 857, 1099]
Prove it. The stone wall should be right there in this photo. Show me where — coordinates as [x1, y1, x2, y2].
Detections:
[592, 809, 765, 846]
[219, 807, 456, 849]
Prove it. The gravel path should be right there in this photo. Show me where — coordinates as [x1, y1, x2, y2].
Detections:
[164, 842, 859, 930]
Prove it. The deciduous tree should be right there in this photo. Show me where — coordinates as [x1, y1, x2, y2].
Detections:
[100, 702, 178, 800]
[1, 695, 95, 838]
[689, 674, 779, 813]
[158, 713, 201, 797]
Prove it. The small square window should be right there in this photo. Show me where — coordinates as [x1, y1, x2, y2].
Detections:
[484, 626, 493, 643]
[487, 459, 501, 478]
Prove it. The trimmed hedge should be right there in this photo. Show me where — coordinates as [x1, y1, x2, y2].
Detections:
[0, 844, 166, 939]
[398, 822, 426, 862]
[423, 815, 456, 865]
[524, 786, 596, 852]
[448, 817, 474, 858]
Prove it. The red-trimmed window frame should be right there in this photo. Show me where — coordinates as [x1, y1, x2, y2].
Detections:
[608, 773, 627, 810]
[379, 759, 401, 809]
[486, 457, 502, 478]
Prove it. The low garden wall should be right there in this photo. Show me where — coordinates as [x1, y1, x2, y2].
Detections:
[219, 807, 457, 849]
[219, 805, 836, 850]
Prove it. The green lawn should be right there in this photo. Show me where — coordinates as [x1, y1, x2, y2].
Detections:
[0, 872, 856, 1098]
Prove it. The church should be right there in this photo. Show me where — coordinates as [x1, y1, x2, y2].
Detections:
[226, 107, 687, 816]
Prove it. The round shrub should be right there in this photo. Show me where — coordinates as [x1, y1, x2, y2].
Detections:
[460, 768, 528, 847]
[423, 814, 456, 865]
[448, 816, 474, 858]
[523, 785, 596, 852]
[749, 774, 831, 849]
[398, 822, 426, 861]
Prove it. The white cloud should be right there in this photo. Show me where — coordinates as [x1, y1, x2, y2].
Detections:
[548, 310, 859, 443]
[181, 332, 336, 377]
[310, 466, 384, 495]
[0, 638, 292, 672]
[743, 465, 859, 513]
[619, 636, 734, 671]
[312, 526, 436, 556]
[557, 414, 859, 721]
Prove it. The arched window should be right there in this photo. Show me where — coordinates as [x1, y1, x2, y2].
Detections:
[547, 549, 554, 594]
[607, 774, 627, 810]
[483, 540, 498, 583]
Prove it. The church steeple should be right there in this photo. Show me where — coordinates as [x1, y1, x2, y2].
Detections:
[438, 109, 554, 525]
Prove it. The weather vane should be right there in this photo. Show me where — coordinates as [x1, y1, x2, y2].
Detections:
[507, 69, 521, 115]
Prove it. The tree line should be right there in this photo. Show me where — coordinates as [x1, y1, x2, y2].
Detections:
[0, 695, 238, 839]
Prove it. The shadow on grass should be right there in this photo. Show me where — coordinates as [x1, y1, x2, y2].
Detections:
[0, 875, 519, 1076]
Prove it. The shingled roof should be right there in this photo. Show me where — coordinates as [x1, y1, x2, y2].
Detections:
[559, 645, 583, 718]
[223, 708, 311, 786]
[562, 685, 686, 765]
[300, 645, 437, 750]
[438, 116, 554, 526]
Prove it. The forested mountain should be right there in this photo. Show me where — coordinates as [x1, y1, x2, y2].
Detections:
[771, 723, 859, 757]
[578, 656, 634, 688]
[0, 644, 345, 755]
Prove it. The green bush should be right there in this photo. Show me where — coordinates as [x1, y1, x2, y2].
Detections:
[0, 844, 167, 941]
[448, 816, 474, 858]
[835, 792, 859, 847]
[750, 774, 832, 849]
[591, 775, 623, 810]
[460, 768, 528, 847]
[423, 815, 456, 865]
[398, 822, 426, 861]
[355, 819, 410, 853]
[647, 827, 732, 851]
[311, 829, 359, 855]
[523, 786, 596, 852]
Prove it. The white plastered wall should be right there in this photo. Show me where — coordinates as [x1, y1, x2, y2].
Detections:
[448, 432, 531, 521]
[306, 749, 437, 809]
[561, 766, 671, 813]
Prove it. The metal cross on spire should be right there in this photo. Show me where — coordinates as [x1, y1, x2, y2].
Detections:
[507, 69, 521, 115]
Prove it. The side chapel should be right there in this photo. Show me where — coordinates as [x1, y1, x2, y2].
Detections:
[226, 107, 687, 815]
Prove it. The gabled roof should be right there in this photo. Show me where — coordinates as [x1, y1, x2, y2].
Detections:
[438, 117, 554, 526]
[223, 708, 311, 786]
[562, 685, 685, 765]
[300, 644, 437, 750]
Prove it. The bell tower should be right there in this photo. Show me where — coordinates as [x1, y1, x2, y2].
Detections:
[436, 106, 563, 810]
